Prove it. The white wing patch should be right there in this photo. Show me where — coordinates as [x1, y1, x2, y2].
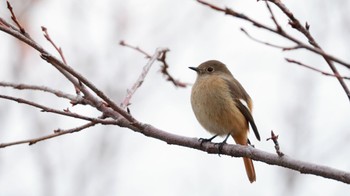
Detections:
[239, 99, 250, 110]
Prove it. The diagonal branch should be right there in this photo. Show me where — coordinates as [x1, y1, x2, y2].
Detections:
[6, 1, 27, 35]
[266, 0, 350, 101]
[0, 94, 119, 124]
[0, 122, 98, 148]
[0, 82, 87, 105]
[196, 0, 350, 101]
[120, 48, 168, 109]
[120, 41, 190, 87]
[285, 58, 350, 80]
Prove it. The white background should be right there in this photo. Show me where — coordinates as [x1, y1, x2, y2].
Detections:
[0, 0, 349, 195]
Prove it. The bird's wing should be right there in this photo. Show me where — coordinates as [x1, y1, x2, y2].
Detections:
[224, 78, 261, 141]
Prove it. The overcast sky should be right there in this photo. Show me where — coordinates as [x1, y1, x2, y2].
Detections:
[0, 0, 349, 195]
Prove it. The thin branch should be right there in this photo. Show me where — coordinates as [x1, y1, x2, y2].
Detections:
[0, 82, 87, 105]
[266, 0, 350, 101]
[119, 40, 151, 58]
[41, 26, 67, 65]
[285, 58, 350, 80]
[1, 2, 350, 185]
[0, 16, 130, 122]
[196, 0, 350, 69]
[120, 48, 168, 109]
[6, 1, 26, 35]
[120, 40, 190, 87]
[158, 50, 189, 88]
[0, 122, 97, 148]
[0, 94, 118, 124]
[266, 130, 284, 157]
[196, 0, 350, 101]
[240, 28, 288, 50]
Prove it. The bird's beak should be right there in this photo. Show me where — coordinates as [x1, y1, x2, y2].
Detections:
[188, 67, 199, 72]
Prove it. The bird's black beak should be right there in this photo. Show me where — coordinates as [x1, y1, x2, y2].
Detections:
[188, 67, 199, 72]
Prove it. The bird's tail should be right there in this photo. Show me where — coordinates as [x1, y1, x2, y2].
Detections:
[232, 135, 256, 183]
[243, 156, 256, 183]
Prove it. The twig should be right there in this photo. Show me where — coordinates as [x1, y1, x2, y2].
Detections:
[285, 58, 350, 80]
[41, 26, 67, 64]
[0, 82, 87, 105]
[266, 130, 284, 157]
[40, 26, 84, 95]
[158, 50, 189, 88]
[240, 28, 287, 50]
[120, 40, 189, 87]
[0, 94, 118, 124]
[119, 40, 151, 58]
[6, 1, 26, 35]
[0, 122, 97, 148]
[196, 0, 350, 69]
[197, 0, 350, 101]
[1, 3, 350, 184]
[120, 48, 168, 108]
[266, 0, 350, 101]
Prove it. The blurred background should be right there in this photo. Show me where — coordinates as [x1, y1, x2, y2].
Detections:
[0, 0, 349, 195]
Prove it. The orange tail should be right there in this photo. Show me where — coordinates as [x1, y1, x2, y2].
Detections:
[233, 135, 256, 183]
[243, 157, 256, 183]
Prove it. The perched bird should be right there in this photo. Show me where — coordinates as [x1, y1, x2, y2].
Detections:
[189, 60, 260, 183]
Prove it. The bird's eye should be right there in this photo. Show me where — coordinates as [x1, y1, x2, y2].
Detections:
[206, 67, 214, 72]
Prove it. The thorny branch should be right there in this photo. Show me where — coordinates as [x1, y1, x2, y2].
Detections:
[0, 0, 350, 185]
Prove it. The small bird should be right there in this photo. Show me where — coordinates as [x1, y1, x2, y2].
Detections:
[189, 60, 260, 183]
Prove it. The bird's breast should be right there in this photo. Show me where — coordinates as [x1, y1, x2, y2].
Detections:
[191, 76, 248, 136]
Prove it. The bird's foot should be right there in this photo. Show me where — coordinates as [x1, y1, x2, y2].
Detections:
[198, 134, 218, 146]
[214, 134, 230, 156]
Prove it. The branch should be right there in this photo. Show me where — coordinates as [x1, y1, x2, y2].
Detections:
[120, 47, 168, 109]
[196, 0, 350, 69]
[196, 0, 350, 101]
[0, 94, 119, 124]
[285, 58, 350, 80]
[1, 2, 350, 185]
[6, 1, 27, 35]
[121, 122, 350, 184]
[0, 122, 98, 148]
[0, 81, 88, 105]
[120, 41, 190, 87]
[266, 0, 350, 100]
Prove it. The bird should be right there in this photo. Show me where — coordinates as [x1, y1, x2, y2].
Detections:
[189, 60, 260, 183]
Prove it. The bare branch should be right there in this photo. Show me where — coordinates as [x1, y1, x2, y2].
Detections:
[0, 94, 119, 124]
[266, 0, 350, 100]
[126, 122, 350, 184]
[120, 40, 190, 88]
[266, 130, 284, 157]
[240, 28, 288, 50]
[0, 122, 97, 148]
[41, 26, 67, 65]
[6, 1, 27, 35]
[285, 58, 350, 80]
[119, 40, 151, 58]
[1, 2, 349, 185]
[158, 50, 190, 88]
[0, 82, 87, 105]
[196, 0, 350, 101]
[120, 48, 168, 109]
